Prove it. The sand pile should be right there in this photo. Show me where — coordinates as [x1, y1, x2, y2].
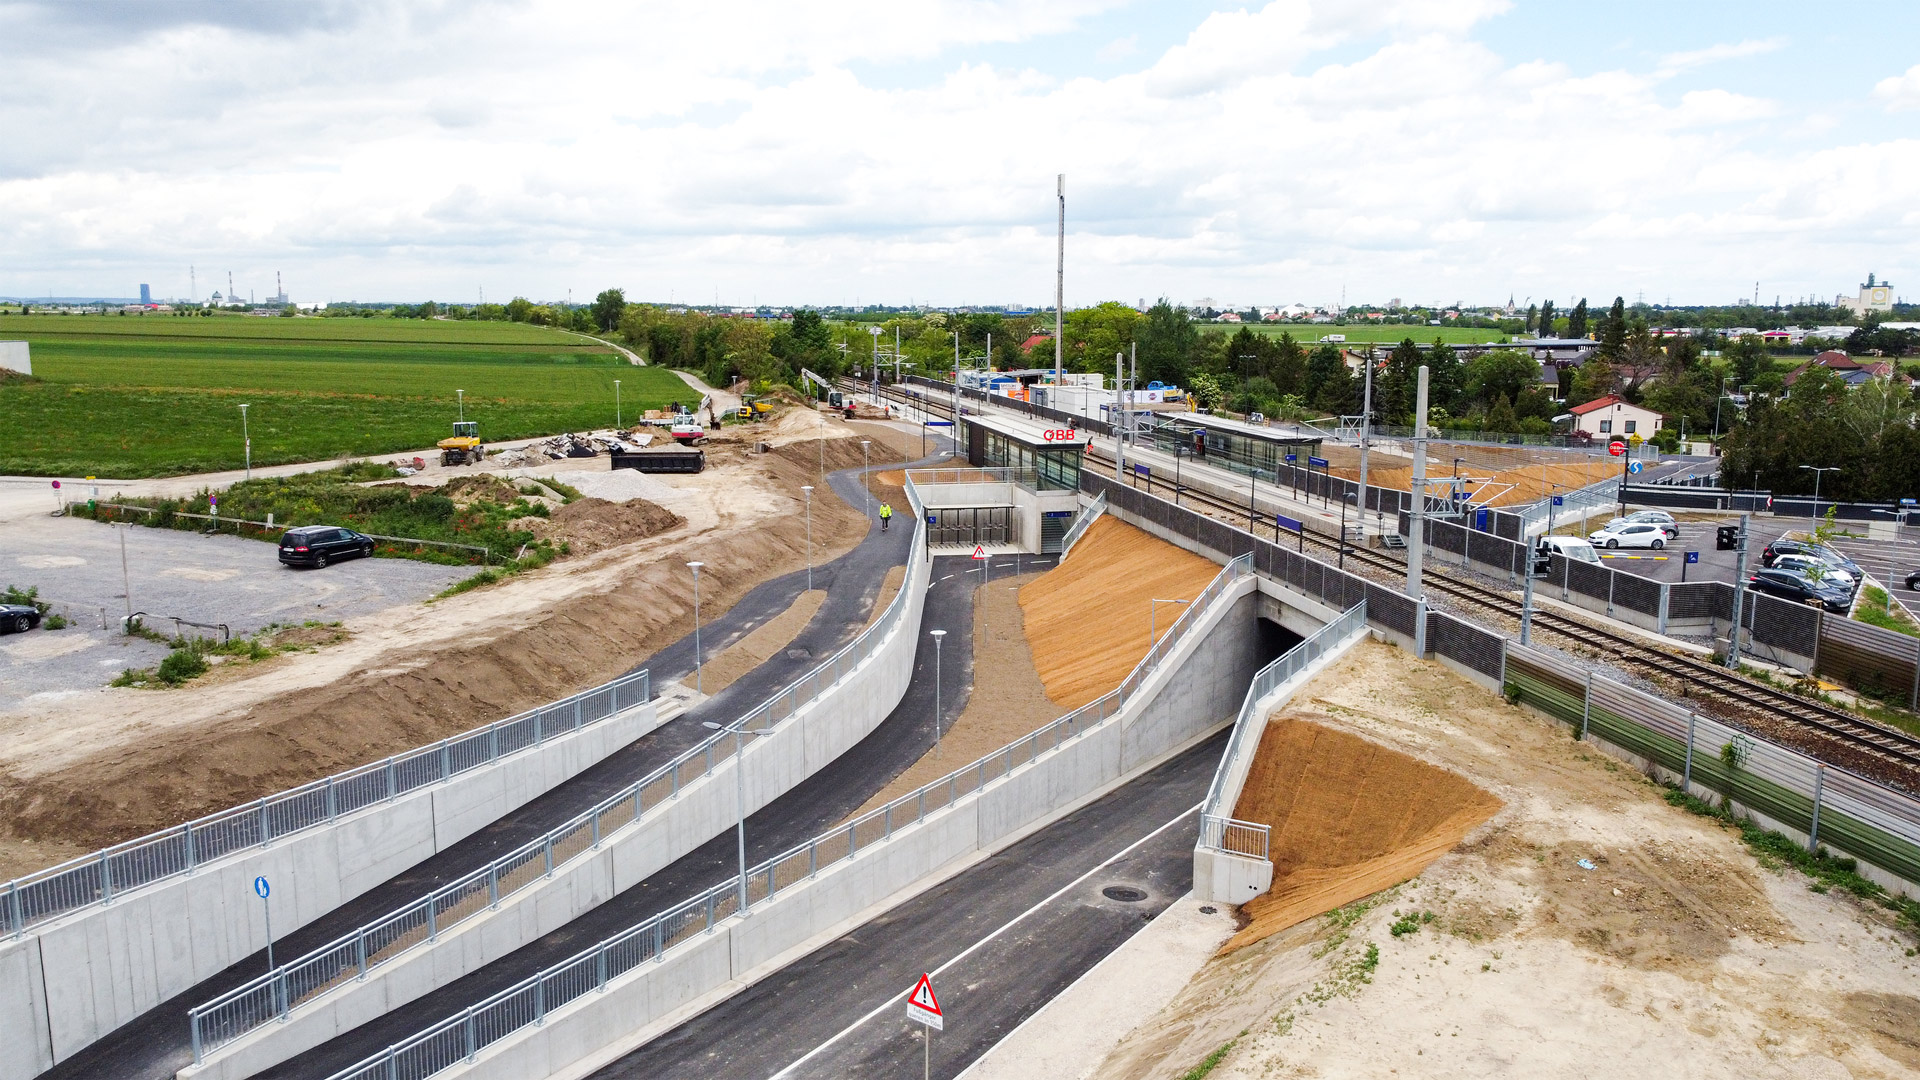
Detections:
[1020, 517, 1221, 709]
[535, 497, 684, 557]
[1221, 716, 1502, 951]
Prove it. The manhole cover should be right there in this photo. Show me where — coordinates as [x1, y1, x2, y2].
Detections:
[1102, 885, 1148, 903]
[1198, 905, 1218, 915]
[785, 648, 811, 659]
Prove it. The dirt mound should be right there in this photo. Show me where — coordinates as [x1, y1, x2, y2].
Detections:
[1222, 717, 1501, 951]
[542, 497, 684, 557]
[439, 474, 524, 505]
[1019, 517, 1221, 709]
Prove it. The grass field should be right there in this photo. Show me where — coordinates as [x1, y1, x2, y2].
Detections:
[0, 314, 689, 477]
[1216, 323, 1512, 345]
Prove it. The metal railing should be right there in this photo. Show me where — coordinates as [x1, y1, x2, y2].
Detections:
[79, 501, 494, 562]
[1057, 492, 1106, 562]
[905, 467, 1038, 487]
[1511, 475, 1621, 536]
[190, 484, 932, 1062]
[320, 544, 1249, 1080]
[4, 669, 651, 942]
[1198, 816, 1272, 859]
[1199, 603, 1368, 840]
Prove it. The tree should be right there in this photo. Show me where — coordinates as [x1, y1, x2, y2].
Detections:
[1567, 298, 1589, 339]
[1270, 332, 1307, 396]
[1538, 299, 1556, 338]
[1136, 299, 1197, 386]
[1304, 344, 1355, 414]
[1376, 339, 1424, 424]
[1568, 357, 1616, 407]
[1597, 296, 1627, 361]
[1426, 341, 1464, 411]
[1464, 348, 1542, 406]
[1725, 334, 1769, 387]
[1525, 303, 1539, 333]
[591, 288, 625, 333]
[505, 297, 534, 323]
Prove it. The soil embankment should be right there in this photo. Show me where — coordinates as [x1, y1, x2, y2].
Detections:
[0, 423, 903, 874]
[1224, 718, 1501, 951]
[1020, 517, 1221, 708]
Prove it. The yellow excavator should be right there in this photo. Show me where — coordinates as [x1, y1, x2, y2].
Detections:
[438, 420, 485, 465]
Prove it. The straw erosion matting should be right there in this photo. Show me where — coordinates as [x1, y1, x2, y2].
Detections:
[1093, 638, 1920, 1080]
[1019, 516, 1221, 709]
[0, 434, 905, 876]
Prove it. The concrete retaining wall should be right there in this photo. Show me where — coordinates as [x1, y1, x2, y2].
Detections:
[435, 573, 1271, 1080]
[188, 550, 934, 1080]
[2, 699, 662, 1080]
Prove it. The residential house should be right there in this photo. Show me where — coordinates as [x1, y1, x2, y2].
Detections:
[1783, 350, 1911, 389]
[1565, 395, 1664, 440]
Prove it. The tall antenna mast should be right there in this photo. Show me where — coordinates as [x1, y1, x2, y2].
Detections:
[190, 266, 196, 304]
[1054, 174, 1064, 389]
[228, 271, 234, 305]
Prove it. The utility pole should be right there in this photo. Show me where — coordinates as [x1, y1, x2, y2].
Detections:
[1115, 351, 1126, 481]
[1054, 174, 1064, 389]
[1357, 345, 1373, 539]
[1407, 366, 1429, 603]
[1727, 513, 1751, 669]
[1519, 543, 1539, 646]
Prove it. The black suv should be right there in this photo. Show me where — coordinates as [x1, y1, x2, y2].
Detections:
[278, 526, 374, 568]
[1747, 568, 1853, 613]
[1761, 538, 1862, 578]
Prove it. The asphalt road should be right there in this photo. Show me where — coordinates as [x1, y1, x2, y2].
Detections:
[593, 733, 1223, 1080]
[42, 453, 944, 1080]
[1831, 534, 1920, 622]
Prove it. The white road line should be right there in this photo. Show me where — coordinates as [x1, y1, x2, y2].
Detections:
[768, 801, 1203, 1080]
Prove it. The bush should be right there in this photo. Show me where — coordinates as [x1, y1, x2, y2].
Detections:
[43, 614, 67, 630]
[155, 646, 209, 685]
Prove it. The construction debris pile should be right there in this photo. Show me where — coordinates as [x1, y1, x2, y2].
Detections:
[489, 430, 654, 468]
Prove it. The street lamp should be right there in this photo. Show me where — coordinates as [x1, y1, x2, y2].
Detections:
[1149, 598, 1190, 650]
[801, 486, 814, 590]
[929, 629, 947, 756]
[456, 389, 465, 423]
[238, 403, 251, 481]
[701, 721, 770, 916]
[614, 379, 622, 428]
[1799, 465, 1841, 527]
[687, 561, 705, 693]
[861, 440, 872, 516]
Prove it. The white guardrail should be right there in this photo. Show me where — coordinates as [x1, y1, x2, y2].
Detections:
[4, 670, 652, 941]
[1197, 602, 1368, 861]
[1057, 491, 1106, 562]
[317, 551, 1253, 1080]
[188, 482, 933, 1062]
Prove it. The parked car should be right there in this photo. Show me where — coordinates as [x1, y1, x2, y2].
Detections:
[1907, 569, 1920, 591]
[1588, 522, 1669, 549]
[1531, 535, 1602, 574]
[1769, 553, 1857, 592]
[0, 603, 41, 634]
[1746, 568, 1854, 613]
[1600, 510, 1679, 539]
[1761, 538, 1862, 577]
[278, 526, 375, 568]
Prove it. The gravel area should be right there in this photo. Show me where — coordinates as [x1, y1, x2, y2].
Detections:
[0, 513, 469, 709]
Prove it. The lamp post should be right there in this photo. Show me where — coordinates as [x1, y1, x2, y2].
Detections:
[239, 403, 251, 481]
[614, 379, 622, 428]
[701, 721, 770, 915]
[861, 440, 872, 516]
[1338, 491, 1355, 569]
[456, 389, 465, 423]
[1149, 598, 1190, 649]
[801, 485, 813, 589]
[929, 629, 947, 757]
[687, 561, 705, 693]
[1799, 465, 1840, 527]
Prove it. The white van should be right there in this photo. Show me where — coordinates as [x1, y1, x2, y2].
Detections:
[1533, 535, 1600, 572]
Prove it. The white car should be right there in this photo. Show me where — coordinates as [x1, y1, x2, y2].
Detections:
[1588, 522, 1668, 549]
[1770, 553, 1857, 592]
[1600, 510, 1679, 539]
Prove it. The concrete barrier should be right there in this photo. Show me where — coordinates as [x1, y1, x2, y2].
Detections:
[1, 697, 662, 1080]
[397, 563, 1273, 1080]
[187, 513, 935, 1080]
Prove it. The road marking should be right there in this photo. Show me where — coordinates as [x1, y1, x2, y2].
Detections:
[769, 801, 1203, 1079]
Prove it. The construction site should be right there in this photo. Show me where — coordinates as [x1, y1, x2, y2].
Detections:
[2, 371, 1917, 1080]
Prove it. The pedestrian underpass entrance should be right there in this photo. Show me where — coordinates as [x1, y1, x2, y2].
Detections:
[928, 505, 1012, 547]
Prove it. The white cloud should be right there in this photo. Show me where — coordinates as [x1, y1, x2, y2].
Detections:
[1874, 63, 1920, 111]
[0, 0, 1909, 306]
[1656, 37, 1785, 76]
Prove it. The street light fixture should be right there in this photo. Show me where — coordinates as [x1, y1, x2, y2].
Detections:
[1799, 465, 1841, 526]
[456, 389, 465, 423]
[861, 440, 872, 516]
[614, 379, 622, 428]
[701, 720, 770, 916]
[687, 561, 705, 693]
[1149, 598, 1190, 650]
[929, 629, 947, 756]
[801, 486, 813, 590]
[238, 403, 251, 481]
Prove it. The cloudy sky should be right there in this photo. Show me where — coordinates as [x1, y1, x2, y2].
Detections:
[3, 0, 1916, 308]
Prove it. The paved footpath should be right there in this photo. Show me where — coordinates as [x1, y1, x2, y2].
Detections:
[42, 450, 948, 1080]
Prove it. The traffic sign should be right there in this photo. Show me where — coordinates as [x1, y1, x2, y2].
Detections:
[970, 545, 987, 560]
[50, 480, 60, 489]
[906, 973, 943, 1030]
[254, 876, 269, 899]
[1627, 460, 1643, 475]
[1685, 551, 1699, 564]
[1551, 495, 1564, 506]
[1607, 440, 1626, 457]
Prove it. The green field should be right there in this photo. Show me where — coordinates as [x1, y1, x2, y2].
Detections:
[1220, 323, 1512, 345]
[0, 314, 688, 478]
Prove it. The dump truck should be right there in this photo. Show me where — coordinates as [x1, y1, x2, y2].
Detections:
[438, 420, 485, 465]
[737, 394, 773, 422]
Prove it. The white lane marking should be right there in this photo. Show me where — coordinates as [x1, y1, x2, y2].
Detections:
[769, 801, 1203, 1079]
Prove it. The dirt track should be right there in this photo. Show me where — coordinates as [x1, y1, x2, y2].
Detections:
[0, 416, 901, 875]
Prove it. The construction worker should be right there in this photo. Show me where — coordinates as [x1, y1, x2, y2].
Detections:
[879, 502, 893, 532]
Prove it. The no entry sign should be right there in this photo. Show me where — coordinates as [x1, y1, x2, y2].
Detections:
[1607, 440, 1626, 457]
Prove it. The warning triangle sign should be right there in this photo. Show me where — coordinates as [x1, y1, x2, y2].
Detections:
[970, 545, 987, 560]
[906, 973, 943, 1030]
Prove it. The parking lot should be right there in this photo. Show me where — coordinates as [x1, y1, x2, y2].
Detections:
[1830, 532, 1920, 623]
[0, 515, 469, 710]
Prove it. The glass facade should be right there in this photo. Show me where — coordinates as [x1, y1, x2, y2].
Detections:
[965, 419, 1082, 491]
[1144, 418, 1319, 482]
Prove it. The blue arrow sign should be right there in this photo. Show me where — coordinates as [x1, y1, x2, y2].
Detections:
[1627, 460, 1644, 475]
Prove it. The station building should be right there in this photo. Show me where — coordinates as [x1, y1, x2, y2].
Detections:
[1141, 413, 1322, 480]
[915, 411, 1090, 553]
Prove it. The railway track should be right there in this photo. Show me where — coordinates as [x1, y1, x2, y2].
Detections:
[856, 377, 1920, 781]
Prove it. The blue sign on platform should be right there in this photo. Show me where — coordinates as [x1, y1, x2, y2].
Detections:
[1552, 495, 1564, 506]
[1308, 456, 1329, 468]
[1474, 507, 1488, 530]
[1133, 464, 1150, 478]
[1274, 514, 1303, 533]
[1285, 454, 1297, 463]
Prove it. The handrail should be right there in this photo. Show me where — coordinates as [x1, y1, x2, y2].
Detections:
[1198, 815, 1271, 860]
[1058, 491, 1106, 562]
[318, 549, 1251, 1080]
[189, 481, 932, 1061]
[3, 669, 651, 941]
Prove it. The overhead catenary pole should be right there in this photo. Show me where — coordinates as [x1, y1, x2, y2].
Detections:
[1054, 174, 1064, 389]
[1407, 365, 1429, 602]
[1726, 513, 1751, 669]
[1115, 351, 1126, 481]
[1357, 346, 1372, 536]
[239, 403, 251, 481]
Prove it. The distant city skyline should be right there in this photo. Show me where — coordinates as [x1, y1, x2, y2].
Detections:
[3, 1, 1917, 307]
